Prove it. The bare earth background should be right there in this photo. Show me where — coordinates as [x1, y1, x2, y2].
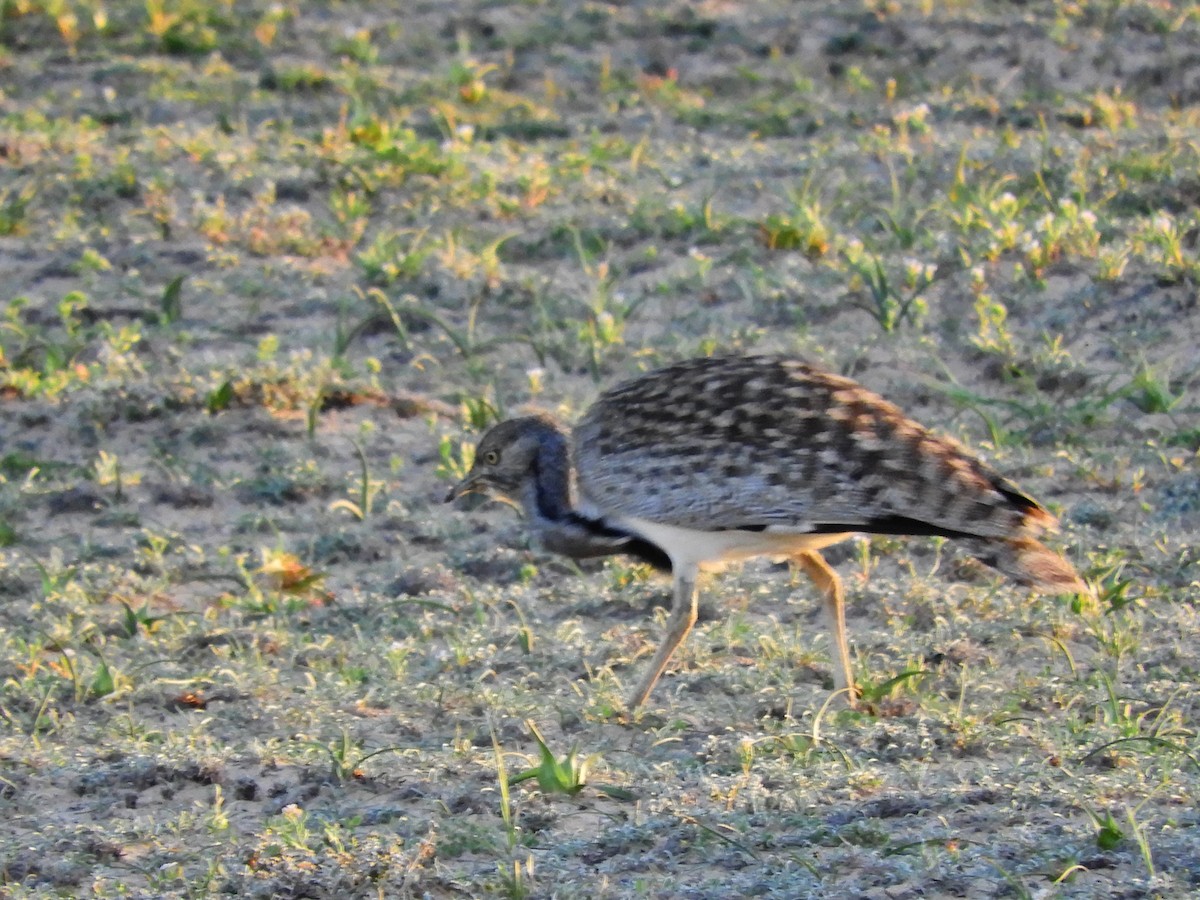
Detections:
[1, 1, 1199, 897]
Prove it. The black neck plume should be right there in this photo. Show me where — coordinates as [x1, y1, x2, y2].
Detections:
[529, 425, 575, 524]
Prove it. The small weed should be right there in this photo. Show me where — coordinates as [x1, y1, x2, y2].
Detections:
[449, 59, 498, 105]
[255, 548, 327, 603]
[158, 274, 185, 325]
[843, 245, 935, 331]
[1088, 88, 1138, 132]
[205, 379, 234, 413]
[144, 0, 242, 55]
[348, 118, 459, 179]
[31, 553, 80, 600]
[488, 719, 539, 899]
[1133, 211, 1200, 283]
[436, 435, 475, 483]
[460, 394, 501, 431]
[301, 728, 405, 783]
[356, 229, 434, 285]
[194, 188, 324, 257]
[0, 183, 34, 236]
[508, 720, 596, 797]
[1023, 198, 1102, 276]
[629, 197, 723, 244]
[760, 209, 827, 256]
[437, 229, 510, 290]
[760, 178, 835, 256]
[328, 186, 371, 248]
[264, 63, 334, 93]
[0, 292, 99, 397]
[1097, 244, 1131, 281]
[264, 804, 316, 852]
[1086, 556, 1136, 614]
[334, 28, 378, 65]
[563, 239, 647, 378]
[1126, 361, 1185, 414]
[1084, 806, 1124, 852]
[92, 450, 140, 503]
[490, 719, 519, 849]
[970, 282, 1016, 359]
[43, 641, 127, 703]
[88, 652, 116, 699]
[494, 856, 537, 900]
[328, 439, 384, 521]
[117, 598, 173, 638]
[857, 668, 929, 706]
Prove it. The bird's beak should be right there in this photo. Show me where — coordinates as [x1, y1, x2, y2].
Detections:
[444, 472, 481, 504]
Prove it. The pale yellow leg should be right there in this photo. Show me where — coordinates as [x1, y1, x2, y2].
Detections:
[795, 551, 857, 708]
[627, 569, 698, 709]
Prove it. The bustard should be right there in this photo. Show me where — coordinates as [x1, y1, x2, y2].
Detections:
[446, 355, 1087, 710]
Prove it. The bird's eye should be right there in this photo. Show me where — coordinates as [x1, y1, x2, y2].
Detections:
[483, 450, 500, 465]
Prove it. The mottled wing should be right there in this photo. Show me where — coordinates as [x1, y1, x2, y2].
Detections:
[573, 356, 1052, 541]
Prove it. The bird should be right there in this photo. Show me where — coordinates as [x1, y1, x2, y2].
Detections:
[445, 355, 1088, 711]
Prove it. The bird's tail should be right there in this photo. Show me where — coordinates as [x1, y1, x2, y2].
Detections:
[961, 535, 1091, 596]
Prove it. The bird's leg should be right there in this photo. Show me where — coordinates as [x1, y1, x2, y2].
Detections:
[627, 567, 698, 709]
[794, 551, 857, 708]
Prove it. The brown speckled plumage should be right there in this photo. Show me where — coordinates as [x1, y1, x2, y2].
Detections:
[576, 356, 1047, 539]
[447, 355, 1088, 711]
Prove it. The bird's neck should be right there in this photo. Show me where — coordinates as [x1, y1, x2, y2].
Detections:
[522, 427, 577, 526]
[516, 426, 662, 564]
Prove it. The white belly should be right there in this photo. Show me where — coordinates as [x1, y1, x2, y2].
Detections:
[614, 515, 853, 573]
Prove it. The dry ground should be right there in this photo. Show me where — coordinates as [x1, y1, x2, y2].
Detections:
[1, 1, 1199, 897]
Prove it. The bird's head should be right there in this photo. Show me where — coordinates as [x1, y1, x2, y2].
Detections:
[444, 415, 569, 506]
